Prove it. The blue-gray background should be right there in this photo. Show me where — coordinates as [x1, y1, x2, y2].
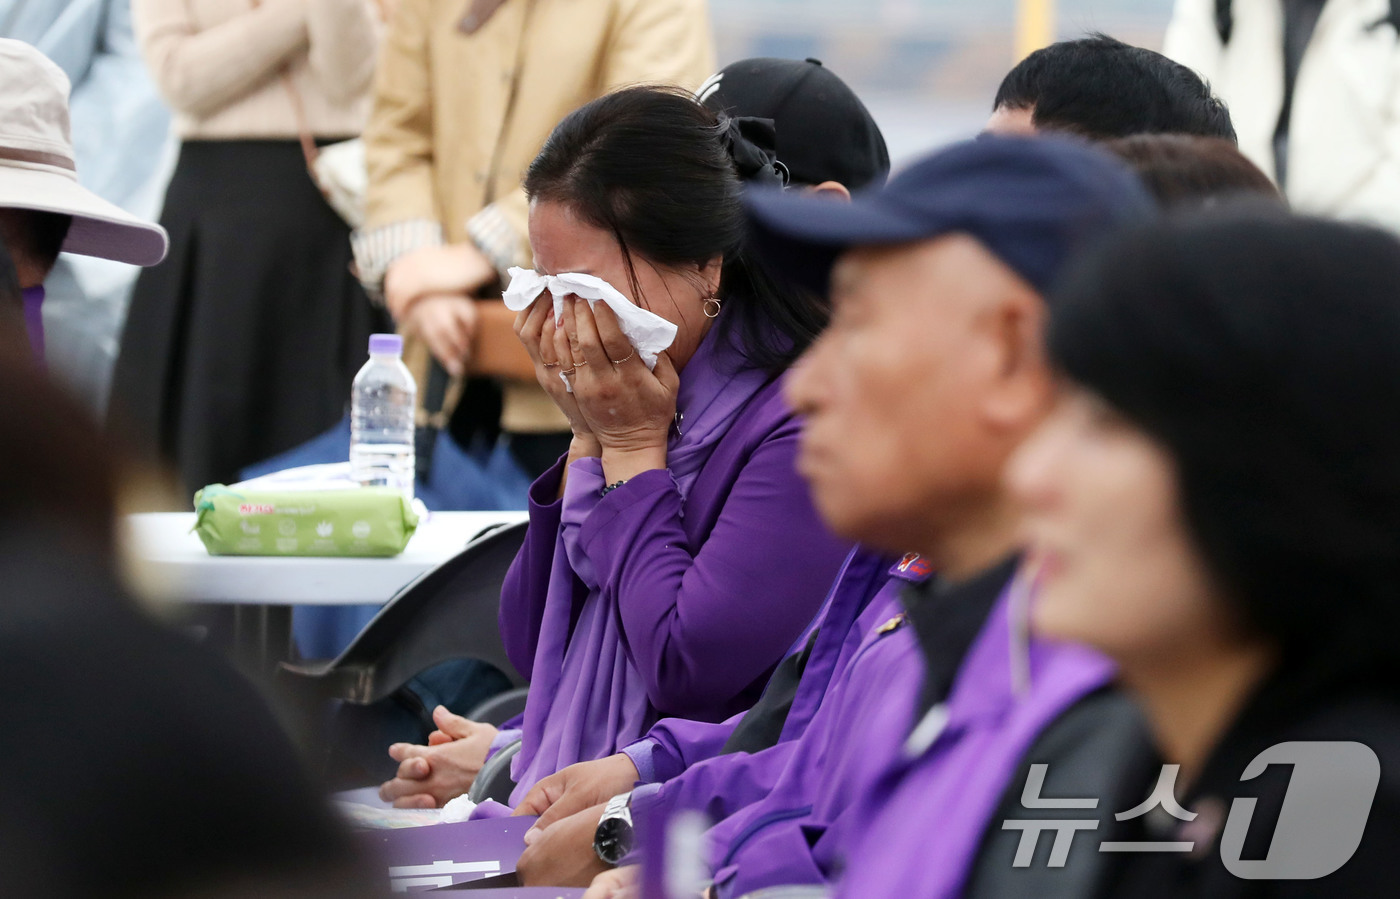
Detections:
[712, 0, 1175, 164]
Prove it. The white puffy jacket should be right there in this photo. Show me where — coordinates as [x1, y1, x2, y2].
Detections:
[1165, 0, 1400, 233]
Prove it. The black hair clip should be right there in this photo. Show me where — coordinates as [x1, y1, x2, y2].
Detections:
[721, 116, 791, 189]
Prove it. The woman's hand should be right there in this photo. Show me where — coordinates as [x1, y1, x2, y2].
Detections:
[401, 295, 478, 378]
[384, 243, 497, 319]
[513, 753, 640, 836]
[377, 706, 498, 808]
[560, 297, 678, 482]
[516, 802, 611, 887]
[583, 865, 640, 899]
[515, 296, 597, 446]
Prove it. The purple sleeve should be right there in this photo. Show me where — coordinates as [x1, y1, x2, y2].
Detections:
[712, 819, 829, 899]
[485, 728, 522, 761]
[497, 458, 568, 679]
[631, 738, 803, 842]
[641, 714, 744, 783]
[577, 422, 848, 718]
[620, 740, 660, 785]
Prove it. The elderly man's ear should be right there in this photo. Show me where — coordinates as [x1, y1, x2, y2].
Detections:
[805, 181, 852, 202]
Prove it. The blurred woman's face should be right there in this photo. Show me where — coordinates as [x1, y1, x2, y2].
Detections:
[1006, 387, 1235, 669]
[528, 199, 720, 371]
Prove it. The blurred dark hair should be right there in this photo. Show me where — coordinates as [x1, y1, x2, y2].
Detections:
[995, 34, 1237, 142]
[1104, 134, 1280, 209]
[1048, 210, 1400, 690]
[0, 311, 117, 554]
[524, 85, 827, 373]
[0, 209, 72, 278]
[0, 232, 21, 330]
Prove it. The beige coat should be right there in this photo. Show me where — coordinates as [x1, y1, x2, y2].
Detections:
[359, 0, 715, 432]
[1166, 0, 1400, 233]
[134, 0, 381, 139]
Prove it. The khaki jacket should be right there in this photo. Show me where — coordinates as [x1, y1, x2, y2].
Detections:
[359, 0, 715, 433]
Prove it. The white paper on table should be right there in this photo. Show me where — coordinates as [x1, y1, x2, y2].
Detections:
[503, 267, 679, 391]
[232, 463, 430, 520]
[234, 462, 359, 492]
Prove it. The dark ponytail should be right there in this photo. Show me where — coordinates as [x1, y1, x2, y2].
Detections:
[524, 85, 826, 373]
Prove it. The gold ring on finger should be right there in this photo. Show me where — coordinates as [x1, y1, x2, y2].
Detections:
[610, 351, 634, 366]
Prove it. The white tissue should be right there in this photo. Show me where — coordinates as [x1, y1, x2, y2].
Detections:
[439, 794, 478, 823]
[503, 267, 679, 376]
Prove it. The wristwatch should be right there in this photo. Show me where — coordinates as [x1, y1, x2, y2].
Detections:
[593, 791, 635, 866]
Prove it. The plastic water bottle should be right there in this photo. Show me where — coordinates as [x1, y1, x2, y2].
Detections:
[350, 333, 417, 497]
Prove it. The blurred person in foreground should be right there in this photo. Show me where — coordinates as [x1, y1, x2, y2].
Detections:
[1010, 209, 1400, 895]
[0, 0, 173, 415]
[376, 86, 850, 813]
[1165, 0, 1400, 234]
[986, 33, 1236, 141]
[111, 0, 386, 497]
[0, 39, 167, 364]
[0, 255, 380, 898]
[350, 0, 715, 503]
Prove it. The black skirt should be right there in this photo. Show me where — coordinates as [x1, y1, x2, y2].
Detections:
[111, 140, 389, 498]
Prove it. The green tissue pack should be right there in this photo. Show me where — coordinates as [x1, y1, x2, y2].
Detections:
[192, 484, 419, 557]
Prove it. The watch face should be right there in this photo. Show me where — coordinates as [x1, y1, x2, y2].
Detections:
[595, 817, 635, 866]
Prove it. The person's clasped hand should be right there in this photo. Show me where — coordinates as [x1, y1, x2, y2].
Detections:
[516, 801, 611, 887]
[583, 865, 640, 899]
[513, 752, 641, 837]
[384, 243, 497, 318]
[400, 294, 479, 378]
[377, 705, 499, 808]
[385, 243, 498, 377]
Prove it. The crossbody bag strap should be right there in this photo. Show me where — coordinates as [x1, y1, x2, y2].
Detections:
[245, 0, 322, 173]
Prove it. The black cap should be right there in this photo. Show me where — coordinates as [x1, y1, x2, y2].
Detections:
[744, 135, 1157, 298]
[698, 57, 891, 191]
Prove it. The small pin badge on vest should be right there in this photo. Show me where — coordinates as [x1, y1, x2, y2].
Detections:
[877, 613, 907, 635]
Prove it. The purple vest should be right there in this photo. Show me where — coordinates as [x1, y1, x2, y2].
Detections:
[712, 584, 1115, 899]
[828, 592, 1114, 898]
[628, 550, 921, 833]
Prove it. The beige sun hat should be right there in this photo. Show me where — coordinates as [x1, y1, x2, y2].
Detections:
[0, 39, 168, 266]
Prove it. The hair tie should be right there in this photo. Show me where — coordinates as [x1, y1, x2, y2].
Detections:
[721, 116, 790, 188]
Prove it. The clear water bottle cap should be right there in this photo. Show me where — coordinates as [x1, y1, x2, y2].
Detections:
[368, 333, 403, 355]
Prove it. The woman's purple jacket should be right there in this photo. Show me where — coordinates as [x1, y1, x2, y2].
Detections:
[496, 344, 850, 802]
[621, 549, 929, 833]
[708, 583, 1116, 899]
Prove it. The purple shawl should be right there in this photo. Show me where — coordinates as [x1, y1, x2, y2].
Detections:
[508, 327, 775, 803]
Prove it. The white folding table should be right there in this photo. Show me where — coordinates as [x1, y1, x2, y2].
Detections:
[121, 510, 530, 670]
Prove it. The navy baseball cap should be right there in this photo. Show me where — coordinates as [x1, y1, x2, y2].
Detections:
[744, 135, 1157, 297]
